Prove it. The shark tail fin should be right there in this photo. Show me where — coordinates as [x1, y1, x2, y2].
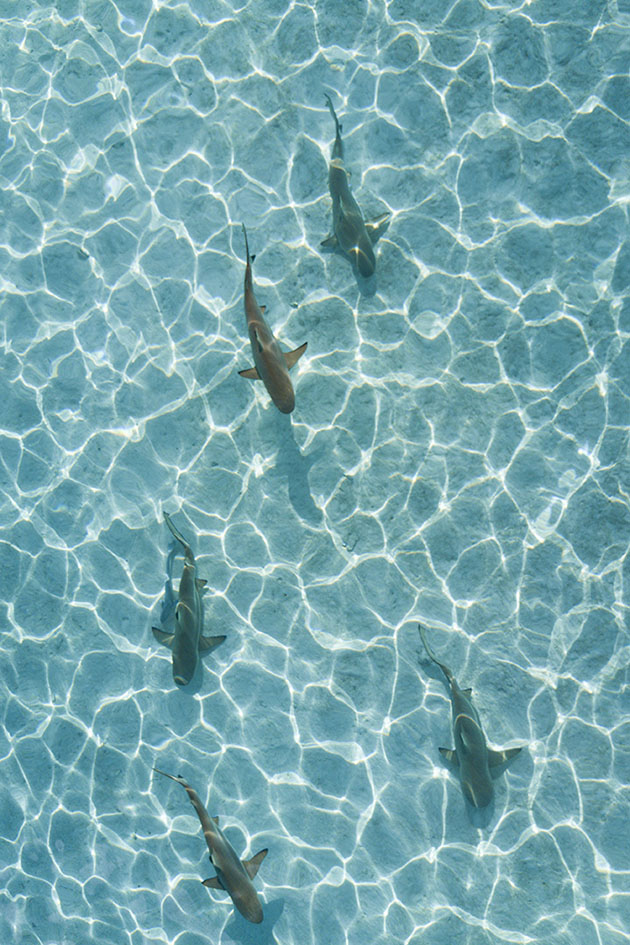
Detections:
[153, 767, 179, 783]
[163, 512, 193, 556]
[324, 93, 342, 135]
[243, 848, 268, 879]
[284, 342, 308, 369]
[418, 624, 454, 686]
[242, 223, 251, 263]
[418, 624, 437, 662]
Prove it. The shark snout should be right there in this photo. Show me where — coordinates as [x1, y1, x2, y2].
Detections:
[234, 893, 264, 924]
[173, 674, 190, 687]
[245, 904, 263, 924]
[276, 393, 295, 414]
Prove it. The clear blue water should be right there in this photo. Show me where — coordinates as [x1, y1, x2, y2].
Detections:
[1, 1, 629, 943]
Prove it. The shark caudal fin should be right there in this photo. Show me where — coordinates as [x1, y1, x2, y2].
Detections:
[324, 92, 342, 135]
[153, 767, 183, 783]
[163, 511, 194, 559]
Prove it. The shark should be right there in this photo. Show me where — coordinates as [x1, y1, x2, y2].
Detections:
[153, 768, 268, 924]
[158, 537, 178, 625]
[152, 512, 225, 687]
[418, 624, 522, 808]
[321, 92, 390, 277]
[238, 223, 307, 414]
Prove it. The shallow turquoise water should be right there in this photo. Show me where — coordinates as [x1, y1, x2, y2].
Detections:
[1, 1, 630, 943]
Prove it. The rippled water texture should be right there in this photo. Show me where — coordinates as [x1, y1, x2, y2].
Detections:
[1, 1, 630, 943]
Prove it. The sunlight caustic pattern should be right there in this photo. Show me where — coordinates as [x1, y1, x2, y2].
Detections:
[0, 1, 629, 944]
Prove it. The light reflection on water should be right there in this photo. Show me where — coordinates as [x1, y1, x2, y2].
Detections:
[0, 2, 629, 944]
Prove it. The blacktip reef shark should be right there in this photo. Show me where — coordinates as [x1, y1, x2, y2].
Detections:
[152, 512, 225, 687]
[153, 768, 268, 924]
[321, 92, 390, 277]
[238, 223, 307, 414]
[418, 624, 522, 809]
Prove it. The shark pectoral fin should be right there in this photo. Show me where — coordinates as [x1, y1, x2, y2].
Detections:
[152, 627, 174, 648]
[284, 342, 308, 369]
[488, 746, 522, 775]
[212, 816, 219, 825]
[438, 747, 459, 768]
[243, 848, 268, 879]
[321, 234, 338, 249]
[239, 366, 261, 380]
[202, 876, 223, 890]
[199, 634, 226, 653]
[260, 304, 267, 313]
[365, 212, 391, 244]
[463, 687, 473, 697]
[196, 578, 207, 590]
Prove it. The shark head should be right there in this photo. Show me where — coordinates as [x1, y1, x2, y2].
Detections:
[231, 884, 264, 924]
[267, 374, 295, 414]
